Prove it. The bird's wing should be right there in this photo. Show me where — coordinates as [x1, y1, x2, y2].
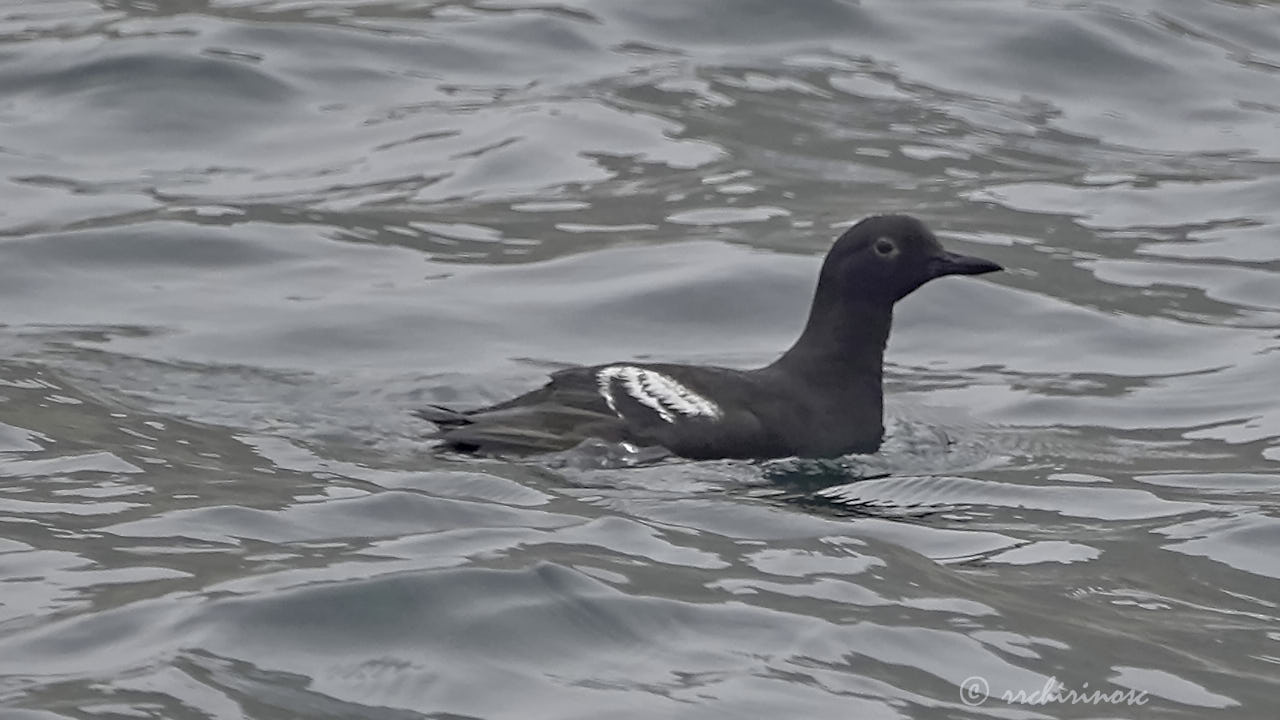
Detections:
[425, 369, 623, 454]
[419, 364, 775, 457]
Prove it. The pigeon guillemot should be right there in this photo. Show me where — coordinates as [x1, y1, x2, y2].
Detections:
[420, 214, 1001, 460]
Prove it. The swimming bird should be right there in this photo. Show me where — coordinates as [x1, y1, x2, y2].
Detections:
[420, 214, 1001, 460]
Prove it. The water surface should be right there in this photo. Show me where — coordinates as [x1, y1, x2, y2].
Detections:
[2, 0, 1279, 717]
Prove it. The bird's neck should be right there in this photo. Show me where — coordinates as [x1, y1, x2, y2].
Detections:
[766, 295, 892, 385]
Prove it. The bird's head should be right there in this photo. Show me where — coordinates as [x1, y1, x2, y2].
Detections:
[819, 214, 1002, 304]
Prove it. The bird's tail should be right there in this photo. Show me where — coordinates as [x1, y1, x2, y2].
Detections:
[414, 404, 472, 428]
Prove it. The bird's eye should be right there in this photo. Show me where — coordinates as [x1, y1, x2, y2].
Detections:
[874, 237, 898, 258]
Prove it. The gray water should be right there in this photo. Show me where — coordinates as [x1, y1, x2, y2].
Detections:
[2, 0, 1279, 718]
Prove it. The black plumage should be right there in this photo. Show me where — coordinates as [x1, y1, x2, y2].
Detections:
[420, 214, 1001, 460]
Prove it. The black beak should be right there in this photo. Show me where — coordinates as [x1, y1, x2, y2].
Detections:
[928, 250, 1002, 278]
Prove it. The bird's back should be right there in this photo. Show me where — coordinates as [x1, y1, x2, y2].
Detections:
[426, 362, 880, 459]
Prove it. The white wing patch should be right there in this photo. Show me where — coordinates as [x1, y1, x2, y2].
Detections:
[595, 365, 723, 424]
